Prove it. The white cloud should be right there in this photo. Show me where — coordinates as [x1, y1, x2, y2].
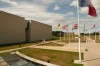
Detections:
[65, 12, 74, 16]
[70, 0, 77, 7]
[1, 0, 18, 6]
[41, 0, 56, 5]
[54, 5, 60, 10]
[0, 0, 65, 27]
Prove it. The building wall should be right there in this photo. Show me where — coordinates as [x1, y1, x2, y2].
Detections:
[29, 20, 52, 42]
[0, 11, 26, 44]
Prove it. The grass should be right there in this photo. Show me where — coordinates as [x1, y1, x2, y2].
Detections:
[19, 48, 83, 66]
[0, 43, 35, 51]
[37, 42, 64, 46]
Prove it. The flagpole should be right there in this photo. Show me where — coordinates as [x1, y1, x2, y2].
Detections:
[89, 29, 90, 40]
[72, 27, 73, 40]
[99, 31, 100, 40]
[72, 32, 73, 40]
[84, 24, 85, 41]
[95, 23, 96, 41]
[84, 31, 85, 41]
[77, 0, 81, 63]
[67, 31, 68, 42]
[60, 27, 61, 41]
[69, 28, 70, 44]
[64, 32, 65, 40]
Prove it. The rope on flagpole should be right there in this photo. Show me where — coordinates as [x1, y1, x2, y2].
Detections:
[77, 0, 81, 63]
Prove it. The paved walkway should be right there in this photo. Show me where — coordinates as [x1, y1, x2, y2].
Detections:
[83, 43, 100, 66]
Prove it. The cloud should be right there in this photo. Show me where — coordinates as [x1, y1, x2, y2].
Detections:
[54, 5, 60, 10]
[1, 0, 18, 6]
[70, 0, 77, 7]
[65, 12, 74, 16]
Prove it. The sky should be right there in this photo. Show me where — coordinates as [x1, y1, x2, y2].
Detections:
[0, 0, 100, 33]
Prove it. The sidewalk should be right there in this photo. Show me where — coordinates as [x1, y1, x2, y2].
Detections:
[83, 43, 100, 66]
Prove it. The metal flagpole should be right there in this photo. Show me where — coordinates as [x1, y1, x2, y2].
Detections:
[67, 31, 68, 41]
[89, 29, 90, 40]
[72, 27, 73, 40]
[64, 32, 66, 40]
[77, 0, 81, 63]
[72, 32, 73, 40]
[69, 28, 70, 44]
[95, 24, 96, 41]
[84, 31, 85, 41]
[58, 23, 61, 41]
[99, 31, 100, 40]
[84, 24, 85, 41]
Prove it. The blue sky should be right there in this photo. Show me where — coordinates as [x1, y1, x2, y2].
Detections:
[0, 0, 100, 33]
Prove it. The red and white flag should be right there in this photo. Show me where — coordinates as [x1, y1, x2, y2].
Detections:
[62, 24, 69, 30]
[72, 24, 78, 30]
[91, 24, 95, 29]
[66, 28, 69, 31]
[87, 0, 97, 17]
[79, 0, 97, 17]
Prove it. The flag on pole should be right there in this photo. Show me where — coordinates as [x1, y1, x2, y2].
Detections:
[66, 28, 69, 31]
[72, 24, 78, 30]
[85, 27, 90, 31]
[91, 24, 95, 29]
[56, 24, 60, 30]
[79, 0, 88, 7]
[79, 0, 97, 17]
[62, 24, 69, 30]
[88, 1, 97, 17]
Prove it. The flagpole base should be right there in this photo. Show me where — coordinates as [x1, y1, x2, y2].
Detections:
[74, 60, 83, 64]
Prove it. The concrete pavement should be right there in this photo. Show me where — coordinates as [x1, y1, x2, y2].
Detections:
[83, 43, 100, 66]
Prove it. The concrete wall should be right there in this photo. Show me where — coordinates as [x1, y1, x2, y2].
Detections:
[0, 11, 26, 44]
[29, 20, 52, 42]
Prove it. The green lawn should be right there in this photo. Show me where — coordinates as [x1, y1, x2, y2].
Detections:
[0, 43, 35, 51]
[19, 48, 83, 66]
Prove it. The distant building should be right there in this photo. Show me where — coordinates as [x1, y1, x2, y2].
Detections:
[0, 11, 52, 44]
[0, 11, 26, 44]
[26, 20, 52, 42]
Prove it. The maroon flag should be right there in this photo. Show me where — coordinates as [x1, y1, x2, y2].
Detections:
[86, 0, 97, 17]
[88, 5, 97, 17]
[62, 24, 69, 30]
[72, 24, 78, 29]
[66, 28, 69, 31]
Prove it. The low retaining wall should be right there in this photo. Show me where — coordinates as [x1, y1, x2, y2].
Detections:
[16, 51, 59, 66]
